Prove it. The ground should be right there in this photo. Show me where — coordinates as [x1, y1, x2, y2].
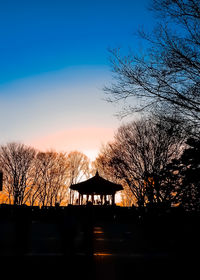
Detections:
[0, 205, 199, 279]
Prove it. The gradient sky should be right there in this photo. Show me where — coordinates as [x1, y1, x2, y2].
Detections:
[0, 0, 155, 160]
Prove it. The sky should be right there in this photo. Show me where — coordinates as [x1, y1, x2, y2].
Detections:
[0, 0, 155, 160]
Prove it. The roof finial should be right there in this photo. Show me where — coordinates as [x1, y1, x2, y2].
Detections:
[95, 169, 99, 177]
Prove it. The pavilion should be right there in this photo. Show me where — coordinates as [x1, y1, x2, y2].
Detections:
[69, 172, 123, 206]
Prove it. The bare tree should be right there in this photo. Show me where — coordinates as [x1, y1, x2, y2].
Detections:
[0, 143, 93, 206]
[66, 151, 90, 204]
[66, 151, 90, 185]
[105, 0, 200, 132]
[51, 152, 69, 206]
[32, 151, 68, 207]
[0, 143, 36, 205]
[97, 117, 185, 208]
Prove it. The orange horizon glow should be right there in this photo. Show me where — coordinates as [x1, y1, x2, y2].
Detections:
[27, 126, 115, 161]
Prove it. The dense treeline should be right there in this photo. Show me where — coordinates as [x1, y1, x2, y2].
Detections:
[0, 145, 90, 206]
[96, 116, 200, 211]
[0, 114, 199, 211]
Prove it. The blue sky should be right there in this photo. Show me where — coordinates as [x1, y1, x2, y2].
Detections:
[0, 0, 155, 159]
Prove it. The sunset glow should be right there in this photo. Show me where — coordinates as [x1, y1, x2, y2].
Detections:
[0, 0, 154, 158]
[29, 126, 115, 160]
[0, 1, 198, 273]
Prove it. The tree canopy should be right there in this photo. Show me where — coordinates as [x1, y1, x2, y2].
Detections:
[105, 0, 200, 133]
[96, 116, 185, 208]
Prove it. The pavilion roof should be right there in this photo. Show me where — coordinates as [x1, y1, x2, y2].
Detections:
[70, 172, 123, 195]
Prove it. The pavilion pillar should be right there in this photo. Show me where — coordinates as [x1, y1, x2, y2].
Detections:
[100, 194, 103, 205]
[79, 193, 83, 205]
[78, 193, 80, 205]
[92, 194, 94, 205]
[71, 190, 74, 205]
[104, 194, 106, 205]
[70, 189, 73, 205]
[112, 193, 115, 205]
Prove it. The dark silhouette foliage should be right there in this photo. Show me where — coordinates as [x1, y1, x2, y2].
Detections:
[176, 138, 200, 211]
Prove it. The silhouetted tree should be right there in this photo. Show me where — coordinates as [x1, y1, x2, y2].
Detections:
[165, 137, 200, 211]
[0, 143, 36, 205]
[105, 0, 200, 132]
[66, 151, 90, 185]
[181, 138, 200, 210]
[32, 151, 68, 207]
[67, 151, 90, 204]
[97, 116, 185, 208]
[0, 143, 92, 206]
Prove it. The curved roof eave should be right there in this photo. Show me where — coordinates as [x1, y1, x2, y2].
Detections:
[70, 172, 123, 194]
